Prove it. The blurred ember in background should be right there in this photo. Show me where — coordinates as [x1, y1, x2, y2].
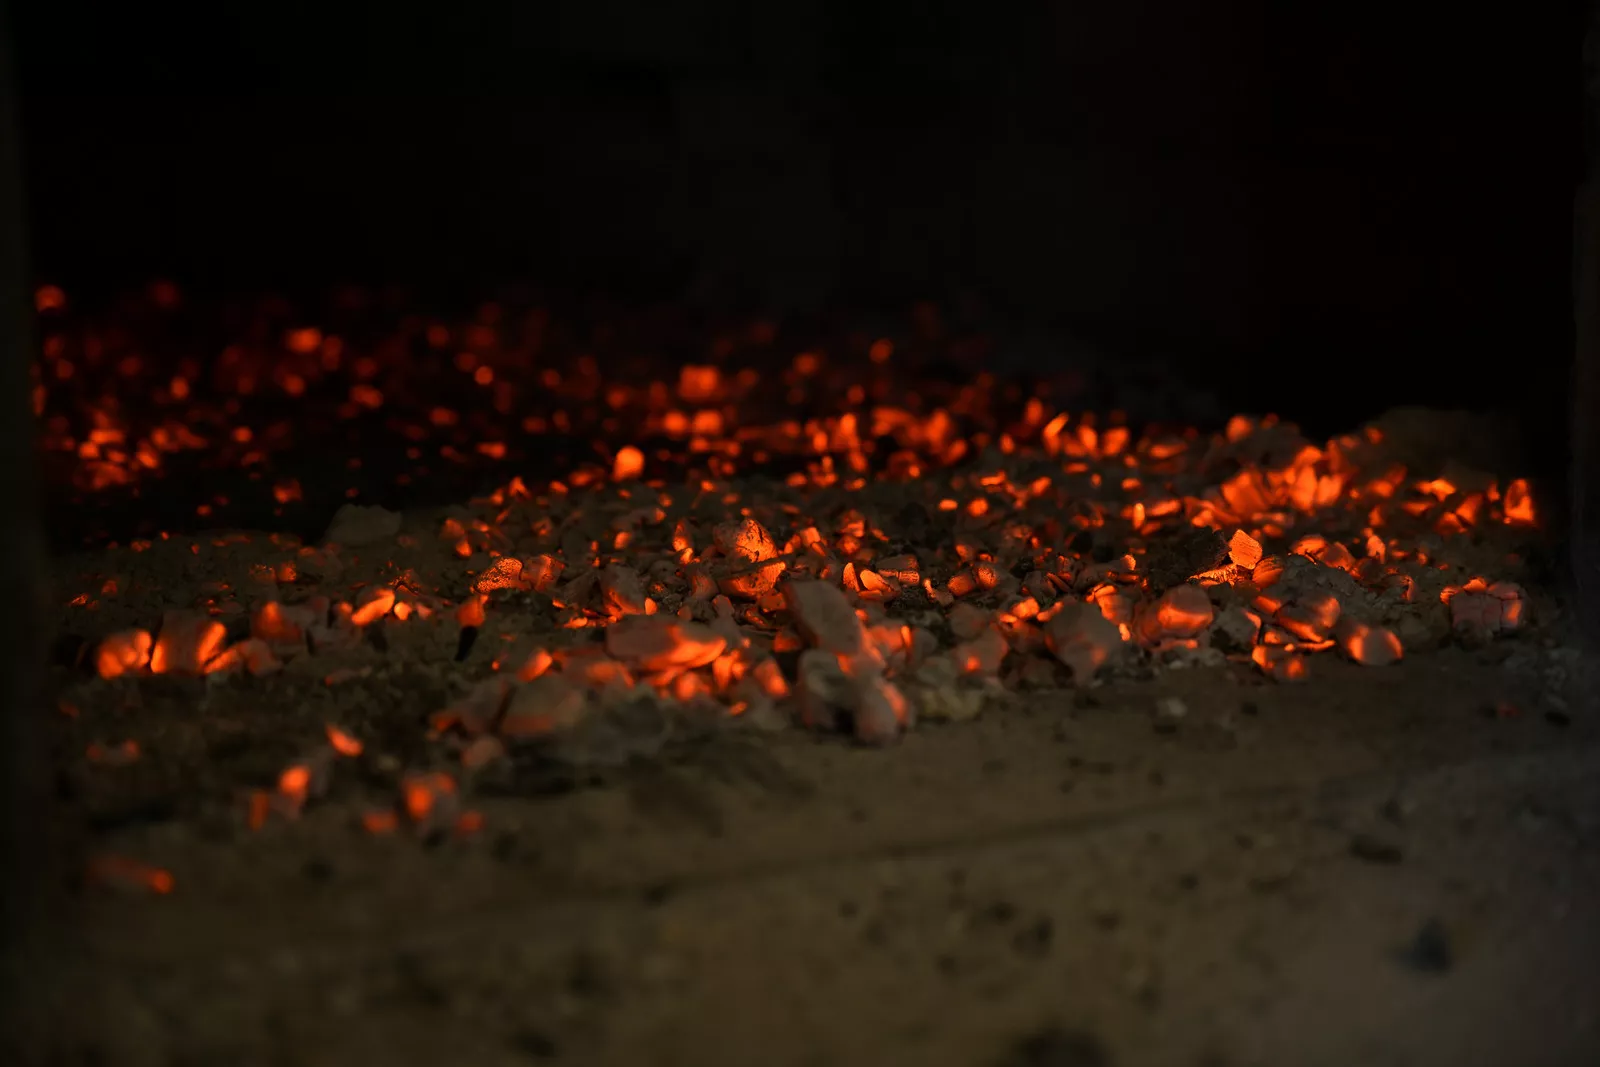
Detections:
[35, 271, 1556, 757]
[13, 1, 1578, 464]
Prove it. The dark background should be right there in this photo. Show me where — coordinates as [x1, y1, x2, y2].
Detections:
[8, 1, 1585, 460]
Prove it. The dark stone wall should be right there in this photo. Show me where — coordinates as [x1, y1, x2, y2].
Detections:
[0, 0, 54, 1047]
[1575, 3, 1600, 641]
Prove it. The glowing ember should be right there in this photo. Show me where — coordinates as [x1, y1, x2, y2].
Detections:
[251, 601, 308, 646]
[204, 638, 282, 677]
[613, 445, 645, 481]
[1227, 529, 1264, 570]
[149, 612, 227, 676]
[398, 771, 462, 835]
[1252, 645, 1309, 683]
[605, 615, 726, 672]
[325, 723, 364, 757]
[1141, 585, 1214, 643]
[500, 674, 587, 737]
[1442, 579, 1527, 639]
[42, 289, 1558, 840]
[95, 629, 152, 679]
[278, 764, 312, 805]
[1501, 478, 1536, 525]
[1335, 620, 1404, 667]
[87, 854, 175, 894]
[1046, 603, 1125, 682]
[784, 580, 868, 658]
[350, 586, 397, 626]
[86, 739, 140, 766]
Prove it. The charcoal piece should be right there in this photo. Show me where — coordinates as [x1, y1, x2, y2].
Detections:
[321, 503, 400, 547]
[454, 625, 479, 662]
[49, 633, 88, 671]
[894, 500, 931, 542]
[1141, 526, 1229, 592]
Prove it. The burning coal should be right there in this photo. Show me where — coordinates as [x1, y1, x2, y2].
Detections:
[39, 285, 1551, 865]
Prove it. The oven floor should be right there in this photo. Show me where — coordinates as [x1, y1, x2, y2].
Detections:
[20, 653, 1599, 1067]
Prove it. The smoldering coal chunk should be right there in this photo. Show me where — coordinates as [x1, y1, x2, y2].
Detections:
[1210, 605, 1262, 653]
[785, 580, 867, 656]
[795, 648, 910, 744]
[542, 694, 705, 768]
[1045, 603, 1125, 683]
[321, 503, 401, 547]
[1141, 526, 1229, 593]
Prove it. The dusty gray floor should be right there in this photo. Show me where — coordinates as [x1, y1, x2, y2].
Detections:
[22, 650, 1600, 1067]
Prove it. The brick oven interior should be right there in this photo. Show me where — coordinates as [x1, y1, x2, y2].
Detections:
[2, 3, 1597, 1065]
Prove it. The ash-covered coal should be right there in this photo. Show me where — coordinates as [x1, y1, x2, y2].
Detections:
[38, 285, 1563, 862]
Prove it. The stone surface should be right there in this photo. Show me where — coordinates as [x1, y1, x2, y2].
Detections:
[45, 656, 1600, 1067]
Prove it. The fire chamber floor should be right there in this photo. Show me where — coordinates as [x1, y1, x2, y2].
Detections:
[23, 653, 1600, 1067]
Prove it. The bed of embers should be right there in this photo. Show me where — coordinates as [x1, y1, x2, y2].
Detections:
[35, 283, 1554, 895]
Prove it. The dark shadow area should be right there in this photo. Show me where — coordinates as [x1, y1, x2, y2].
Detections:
[12, 2, 1581, 452]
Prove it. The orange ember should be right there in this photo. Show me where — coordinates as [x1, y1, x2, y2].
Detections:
[1337, 621, 1404, 667]
[88, 854, 175, 895]
[325, 724, 364, 757]
[42, 290, 1555, 822]
[1501, 478, 1536, 525]
[96, 629, 153, 679]
[351, 586, 397, 626]
[150, 613, 227, 675]
[1227, 529, 1263, 570]
[361, 809, 399, 834]
[401, 771, 457, 823]
[613, 445, 646, 481]
[278, 764, 312, 804]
